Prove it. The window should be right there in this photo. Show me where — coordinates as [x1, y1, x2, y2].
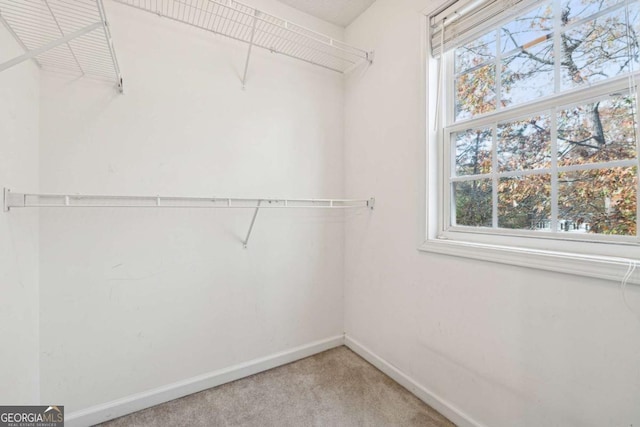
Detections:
[423, 0, 640, 279]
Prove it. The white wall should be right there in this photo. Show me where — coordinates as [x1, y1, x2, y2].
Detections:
[344, 1, 640, 426]
[38, 0, 345, 412]
[0, 29, 40, 403]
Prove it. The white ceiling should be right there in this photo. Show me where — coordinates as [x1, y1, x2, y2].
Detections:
[276, 0, 376, 27]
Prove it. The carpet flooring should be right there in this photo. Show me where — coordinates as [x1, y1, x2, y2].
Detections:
[98, 346, 454, 427]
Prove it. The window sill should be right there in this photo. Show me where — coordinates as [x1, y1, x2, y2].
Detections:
[418, 238, 639, 285]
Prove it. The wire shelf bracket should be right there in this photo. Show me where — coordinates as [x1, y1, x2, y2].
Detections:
[0, 0, 123, 93]
[241, 10, 259, 89]
[242, 199, 261, 247]
[114, 0, 373, 87]
[3, 188, 376, 247]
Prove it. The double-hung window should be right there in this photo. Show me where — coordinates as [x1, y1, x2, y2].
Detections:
[425, 0, 640, 279]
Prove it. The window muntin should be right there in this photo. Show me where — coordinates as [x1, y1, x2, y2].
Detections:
[444, 0, 640, 241]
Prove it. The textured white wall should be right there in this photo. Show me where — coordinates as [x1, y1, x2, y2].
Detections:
[344, 1, 640, 426]
[0, 28, 40, 403]
[38, 0, 346, 412]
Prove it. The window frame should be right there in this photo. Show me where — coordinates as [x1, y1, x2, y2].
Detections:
[419, 2, 640, 285]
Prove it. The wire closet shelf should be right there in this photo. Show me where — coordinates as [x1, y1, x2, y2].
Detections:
[113, 0, 373, 75]
[0, 0, 122, 91]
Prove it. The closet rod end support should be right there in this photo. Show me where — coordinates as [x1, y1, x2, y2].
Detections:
[4, 188, 25, 211]
[367, 51, 375, 64]
[3, 188, 10, 212]
[367, 197, 375, 210]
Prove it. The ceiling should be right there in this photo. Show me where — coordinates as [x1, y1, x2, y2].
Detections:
[276, 0, 376, 27]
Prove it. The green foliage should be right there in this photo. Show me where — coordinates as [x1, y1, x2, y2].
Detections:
[455, 180, 492, 227]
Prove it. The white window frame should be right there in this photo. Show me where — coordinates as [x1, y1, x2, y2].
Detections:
[418, 2, 640, 285]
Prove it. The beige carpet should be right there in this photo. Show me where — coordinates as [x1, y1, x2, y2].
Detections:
[98, 346, 454, 427]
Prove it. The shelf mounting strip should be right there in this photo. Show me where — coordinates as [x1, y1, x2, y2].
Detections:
[3, 188, 375, 247]
[0, 0, 123, 92]
[113, 0, 373, 87]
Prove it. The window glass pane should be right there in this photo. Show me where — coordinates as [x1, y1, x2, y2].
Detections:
[501, 39, 555, 106]
[498, 114, 552, 171]
[454, 180, 493, 227]
[455, 31, 496, 75]
[454, 128, 493, 176]
[498, 175, 552, 229]
[557, 94, 637, 166]
[561, 5, 639, 89]
[455, 64, 496, 121]
[561, 0, 624, 25]
[501, 3, 553, 53]
[559, 167, 637, 235]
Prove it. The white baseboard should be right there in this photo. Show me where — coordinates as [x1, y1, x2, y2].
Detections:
[66, 335, 345, 427]
[344, 335, 484, 427]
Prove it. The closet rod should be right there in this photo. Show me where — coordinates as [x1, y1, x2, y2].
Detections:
[3, 189, 375, 211]
[4, 188, 375, 248]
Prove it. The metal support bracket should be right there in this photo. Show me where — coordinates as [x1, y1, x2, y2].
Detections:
[242, 200, 262, 248]
[0, 22, 102, 72]
[241, 11, 260, 89]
